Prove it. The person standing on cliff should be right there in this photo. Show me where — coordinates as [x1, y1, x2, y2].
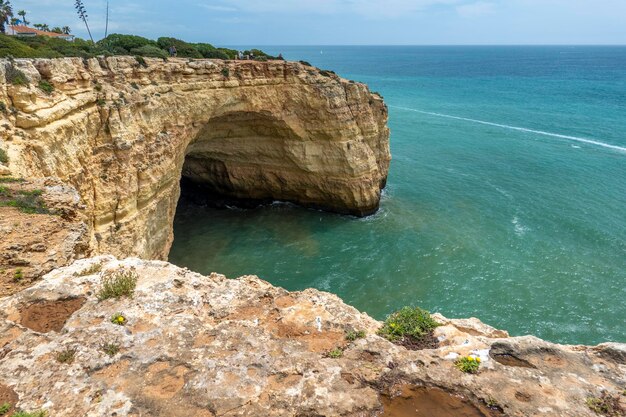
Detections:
[169, 45, 177, 57]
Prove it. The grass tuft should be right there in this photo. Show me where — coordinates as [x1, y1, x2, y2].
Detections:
[0, 148, 7, 164]
[586, 391, 624, 416]
[74, 263, 102, 277]
[346, 329, 366, 342]
[38, 80, 54, 95]
[56, 348, 77, 364]
[326, 347, 343, 359]
[101, 343, 120, 356]
[12, 410, 47, 417]
[5, 65, 29, 86]
[97, 270, 138, 300]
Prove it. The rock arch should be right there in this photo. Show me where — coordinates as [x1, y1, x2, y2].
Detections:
[0, 57, 390, 261]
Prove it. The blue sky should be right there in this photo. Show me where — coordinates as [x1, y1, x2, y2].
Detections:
[12, 0, 626, 45]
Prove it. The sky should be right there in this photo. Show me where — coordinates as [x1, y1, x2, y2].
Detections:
[11, 0, 626, 45]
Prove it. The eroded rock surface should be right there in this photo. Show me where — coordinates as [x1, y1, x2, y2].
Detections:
[0, 57, 390, 266]
[0, 257, 623, 416]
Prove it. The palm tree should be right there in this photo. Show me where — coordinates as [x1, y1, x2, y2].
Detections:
[9, 16, 17, 25]
[74, 0, 93, 43]
[0, 0, 14, 34]
[52, 26, 62, 33]
[62, 26, 71, 34]
[17, 9, 27, 26]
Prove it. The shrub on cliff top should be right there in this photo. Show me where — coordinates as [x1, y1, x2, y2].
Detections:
[98, 34, 157, 54]
[130, 45, 168, 59]
[0, 148, 7, 164]
[157, 37, 202, 58]
[378, 306, 439, 345]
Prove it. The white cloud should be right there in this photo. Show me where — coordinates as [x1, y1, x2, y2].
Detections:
[215, 0, 464, 18]
[198, 4, 239, 12]
[456, 1, 496, 18]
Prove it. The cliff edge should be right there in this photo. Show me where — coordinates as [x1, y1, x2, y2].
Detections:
[0, 257, 624, 416]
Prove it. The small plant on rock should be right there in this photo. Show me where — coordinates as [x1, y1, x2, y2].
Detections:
[377, 306, 440, 349]
[0, 148, 7, 163]
[346, 329, 366, 342]
[13, 268, 24, 282]
[135, 55, 148, 68]
[455, 356, 481, 374]
[586, 391, 624, 416]
[0, 403, 11, 414]
[130, 82, 139, 89]
[56, 348, 77, 364]
[38, 80, 54, 95]
[5, 65, 29, 86]
[12, 410, 47, 417]
[74, 263, 102, 277]
[97, 270, 138, 300]
[101, 342, 120, 356]
[221, 67, 230, 78]
[110, 312, 126, 326]
[326, 347, 343, 359]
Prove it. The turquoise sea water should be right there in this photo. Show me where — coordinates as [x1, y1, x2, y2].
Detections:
[169, 46, 626, 345]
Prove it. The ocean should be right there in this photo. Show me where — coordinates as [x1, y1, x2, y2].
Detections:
[169, 46, 626, 345]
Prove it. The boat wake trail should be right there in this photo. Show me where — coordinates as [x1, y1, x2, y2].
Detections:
[390, 105, 626, 154]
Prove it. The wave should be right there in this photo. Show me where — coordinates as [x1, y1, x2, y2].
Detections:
[390, 105, 626, 154]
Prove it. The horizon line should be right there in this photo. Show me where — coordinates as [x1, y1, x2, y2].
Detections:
[226, 43, 626, 47]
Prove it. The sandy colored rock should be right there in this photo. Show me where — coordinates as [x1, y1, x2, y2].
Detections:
[0, 257, 624, 416]
[0, 57, 390, 265]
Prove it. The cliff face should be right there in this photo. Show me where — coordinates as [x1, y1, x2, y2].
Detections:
[0, 257, 624, 416]
[0, 57, 389, 264]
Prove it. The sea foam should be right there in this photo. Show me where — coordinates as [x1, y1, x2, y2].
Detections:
[391, 106, 626, 154]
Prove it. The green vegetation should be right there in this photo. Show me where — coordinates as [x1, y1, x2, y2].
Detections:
[0, 33, 277, 62]
[0, 402, 10, 414]
[96, 97, 106, 107]
[130, 82, 139, 89]
[221, 67, 230, 78]
[101, 342, 120, 356]
[586, 392, 624, 416]
[0, 101, 6, 114]
[5, 64, 29, 86]
[0, 147, 7, 163]
[327, 347, 343, 358]
[110, 312, 126, 326]
[346, 329, 366, 341]
[97, 270, 138, 300]
[38, 80, 54, 95]
[0, 188, 50, 214]
[134, 55, 147, 68]
[455, 356, 481, 374]
[74, 263, 102, 277]
[13, 268, 23, 282]
[377, 306, 439, 342]
[12, 410, 47, 417]
[56, 348, 77, 364]
[0, 177, 24, 183]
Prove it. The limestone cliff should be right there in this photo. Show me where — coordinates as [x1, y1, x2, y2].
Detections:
[0, 57, 389, 267]
[0, 257, 624, 416]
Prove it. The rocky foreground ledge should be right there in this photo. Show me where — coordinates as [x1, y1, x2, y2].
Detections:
[0, 257, 624, 416]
